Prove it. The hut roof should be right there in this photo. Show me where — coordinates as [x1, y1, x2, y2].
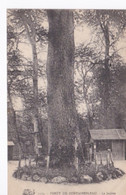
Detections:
[89, 129, 126, 140]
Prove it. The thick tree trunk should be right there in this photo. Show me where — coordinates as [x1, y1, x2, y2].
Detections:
[97, 10, 111, 128]
[32, 42, 39, 156]
[103, 23, 110, 128]
[82, 81, 93, 129]
[47, 10, 83, 168]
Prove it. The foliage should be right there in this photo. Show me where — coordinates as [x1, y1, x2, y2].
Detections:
[7, 10, 48, 160]
[8, 9, 126, 169]
[13, 162, 125, 183]
[50, 142, 75, 168]
[74, 10, 126, 129]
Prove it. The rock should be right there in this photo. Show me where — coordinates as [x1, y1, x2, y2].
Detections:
[32, 173, 40, 182]
[27, 176, 32, 181]
[112, 172, 117, 179]
[13, 169, 23, 179]
[117, 168, 125, 175]
[40, 177, 48, 183]
[70, 176, 78, 183]
[80, 175, 93, 183]
[96, 172, 104, 182]
[21, 173, 29, 181]
[100, 169, 109, 180]
[115, 168, 125, 177]
[51, 176, 67, 184]
[107, 174, 112, 180]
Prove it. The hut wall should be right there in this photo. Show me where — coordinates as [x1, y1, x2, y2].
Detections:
[112, 140, 125, 160]
[8, 146, 13, 160]
[12, 144, 19, 160]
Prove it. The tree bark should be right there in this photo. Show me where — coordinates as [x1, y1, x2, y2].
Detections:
[103, 23, 111, 128]
[46, 10, 83, 168]
[31, 42, 39, 156]
[101, 23, 110, 128]
[82, 77, 93, 129]
[96, 11, 111, 128]
[20, 11, 40, 155]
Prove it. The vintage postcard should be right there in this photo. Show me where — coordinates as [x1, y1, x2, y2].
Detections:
[7, 9, 126, 195]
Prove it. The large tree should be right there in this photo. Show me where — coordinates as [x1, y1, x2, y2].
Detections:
[46, 10, 83, 168]
[76, 10, 126, 128]
[8, 9, 47, 156]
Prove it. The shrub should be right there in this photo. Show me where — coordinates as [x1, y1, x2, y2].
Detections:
[13, 162, 125, 184]
[50, 143, 75, 168]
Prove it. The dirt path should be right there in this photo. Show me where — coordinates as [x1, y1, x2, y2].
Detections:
[8, 161, 126, 195]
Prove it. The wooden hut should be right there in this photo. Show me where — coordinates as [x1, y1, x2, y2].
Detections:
[89, 129, 126, 160]
[8, 141, 15, 160]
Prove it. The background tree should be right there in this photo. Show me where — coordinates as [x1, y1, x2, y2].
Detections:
[7, 23, 28, 166]
[75, 10, 126, 128]
[75, 43, 102, 129]
[8, 10, 48, 161]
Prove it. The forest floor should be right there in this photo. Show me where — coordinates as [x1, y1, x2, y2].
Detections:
[8, 160, 126, 195]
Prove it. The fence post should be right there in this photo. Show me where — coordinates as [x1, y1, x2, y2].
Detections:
[94, 142, 97, 170]
[109, 149, 114, 166]
[100, 152, 102, 165]
[107, 149, 114, 168]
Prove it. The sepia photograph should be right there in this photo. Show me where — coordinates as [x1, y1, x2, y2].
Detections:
[7, 9, 126, 195]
